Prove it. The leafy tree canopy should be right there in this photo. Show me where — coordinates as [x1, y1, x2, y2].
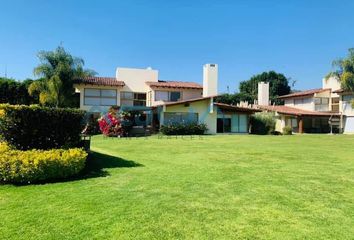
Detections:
[327, 48, 354, 91]
[0, 77, 39, 105]
[216, 71, 291, 105]
[29, 46, 96, 107]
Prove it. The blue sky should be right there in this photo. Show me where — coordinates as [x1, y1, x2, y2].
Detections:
[1, 0, 354, 93]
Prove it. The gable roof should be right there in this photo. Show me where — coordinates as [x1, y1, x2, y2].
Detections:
[259, 105, 340, 117]
[278, 88, 331, 99]
[74, 76, 125, 87]
[146, 80, 203, 89]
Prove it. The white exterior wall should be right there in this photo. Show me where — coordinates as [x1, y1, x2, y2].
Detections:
[116, 67, 158, 93]
[160, 99, 217, 134]
[343, 116, 354, 134]
[203, 64, 218, 97]
[258, 82, 270, 105]
[322, 76, 341, 91]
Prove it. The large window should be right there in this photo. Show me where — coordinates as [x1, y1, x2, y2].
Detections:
[84, 89, 117, 106]
[120, 92, 146, 106]
[164, 112, 198, 124]
[155, 91, 181, 102]
[314, 97, 329, 111]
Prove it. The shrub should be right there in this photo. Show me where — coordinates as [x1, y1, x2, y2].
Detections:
[250, 112, 276, 135]
[283, 126, 293, 135]
[0, 104, 85, 150]
[0, 142, 87, 184]
[160, 122, 207, 135]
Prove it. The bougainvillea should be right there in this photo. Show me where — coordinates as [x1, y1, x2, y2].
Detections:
[98, 107, 122, 137]
[98, 107, 132, 137]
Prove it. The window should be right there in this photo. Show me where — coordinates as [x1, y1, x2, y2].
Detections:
[294, 98, 303, 104]
[84, 89, 117, 106]
[170, 92, 181, 102]
[121, 92, 146, 106]
[314, 98, 329, 104]
[343, 95, 354, 102]
[164, 112, 198, 124]
[155, 91, 181, 102]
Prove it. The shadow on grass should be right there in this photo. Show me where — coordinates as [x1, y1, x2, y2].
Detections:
[9, 151, 143, 186]
[82, 151, 143, 179]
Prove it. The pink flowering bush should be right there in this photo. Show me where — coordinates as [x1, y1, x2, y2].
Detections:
[98, 107, 131, 137]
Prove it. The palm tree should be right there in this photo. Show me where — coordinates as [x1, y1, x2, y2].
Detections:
[327, 48, 354, 91]
[29, 46, 96, 107]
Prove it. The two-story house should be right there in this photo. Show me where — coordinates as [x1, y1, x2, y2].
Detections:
[74, 64, 260, 134]
[259, 76, 354, 134]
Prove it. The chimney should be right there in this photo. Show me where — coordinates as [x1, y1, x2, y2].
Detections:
[203, 64, 218, 97]
[258, 82, 269, 106]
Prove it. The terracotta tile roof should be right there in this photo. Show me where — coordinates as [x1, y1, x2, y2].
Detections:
[214, 102, 261, 113]
[74, 76, 125, 87]
[332, 89, 354, 94]
[278, 88, 331, 99]
[258, 105, 340, 117]
[146, 80, 203, 89]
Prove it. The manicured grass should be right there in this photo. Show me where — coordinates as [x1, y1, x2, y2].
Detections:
[1, 135, 354, 239]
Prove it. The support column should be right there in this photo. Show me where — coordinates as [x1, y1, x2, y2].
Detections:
[298, 116, 304, 134]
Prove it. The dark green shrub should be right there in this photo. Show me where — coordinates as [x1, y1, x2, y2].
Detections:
[0, 104, 85, 150]
[160, 122, 207, 135]
[0, 142, 87, 184]
[283, 126, 293, 135]
[250, 112, 276, 135]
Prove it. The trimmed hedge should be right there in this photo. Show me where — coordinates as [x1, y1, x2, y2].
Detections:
[0, 142, 87, 184]
[160, 123, 207, 135]
[250, 112, 276, 135]
[0, 104, 85, 150]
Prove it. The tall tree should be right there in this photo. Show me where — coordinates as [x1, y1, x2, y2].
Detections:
[239, 71, 291, 105]
[327, 48, 354, 91]
[29, 46, 96, 107]
[216, 71, 291, 105]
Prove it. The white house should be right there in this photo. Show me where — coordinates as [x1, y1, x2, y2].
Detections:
[259, 76, 354, 134]
[74, 64, 260, 134]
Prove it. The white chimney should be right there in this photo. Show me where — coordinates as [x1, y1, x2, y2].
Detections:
[203, 64, 218, 97]
[258, 82, 269, 106]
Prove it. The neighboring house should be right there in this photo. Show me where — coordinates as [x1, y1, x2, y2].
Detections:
[259, 76, 354, 134]
[74, 64, 259, 134]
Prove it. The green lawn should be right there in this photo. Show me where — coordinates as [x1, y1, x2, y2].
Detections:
[1, 135, 354, 239]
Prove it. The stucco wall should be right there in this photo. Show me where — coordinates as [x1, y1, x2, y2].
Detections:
[344, 116, 354, 134]
[160, 99, 217, 134]
[116, 67, 158, 93]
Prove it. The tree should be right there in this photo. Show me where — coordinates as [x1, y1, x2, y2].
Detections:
[216, 71, 291, 105]
[239, 71, 291, 105]
[327, 48, 354, 91]
[0, 77, 39, 105]
[29, 46, 96, 107]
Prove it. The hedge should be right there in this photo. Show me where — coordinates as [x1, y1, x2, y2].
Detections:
[0, 142, 87, 184]
[0, 104, 85, 150]
[250, 112, 276, 135]
[160, 122, 207, 135]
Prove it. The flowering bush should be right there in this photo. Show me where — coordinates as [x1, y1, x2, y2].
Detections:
[98, 107, 132, 137]
[0, 142, 87, 184]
